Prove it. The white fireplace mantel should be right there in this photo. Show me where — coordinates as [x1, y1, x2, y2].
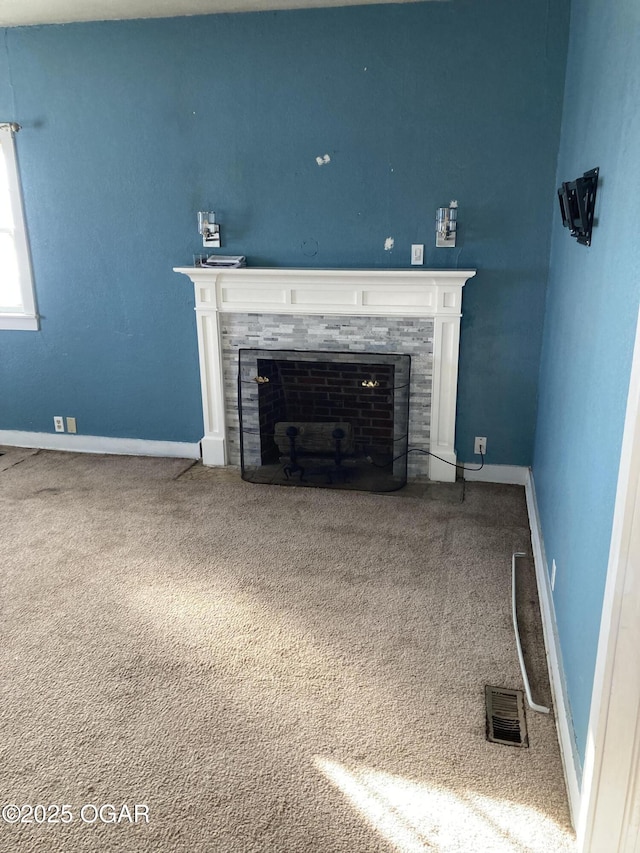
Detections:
[174, 267, 476, 482]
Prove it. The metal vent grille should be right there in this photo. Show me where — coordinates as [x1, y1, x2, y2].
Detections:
[485, 685, 528, 747]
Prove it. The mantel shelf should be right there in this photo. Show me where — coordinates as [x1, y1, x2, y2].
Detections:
[174, 267, 476, 318]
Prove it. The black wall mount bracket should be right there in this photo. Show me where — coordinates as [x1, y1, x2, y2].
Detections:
[558, 167, 599, 246]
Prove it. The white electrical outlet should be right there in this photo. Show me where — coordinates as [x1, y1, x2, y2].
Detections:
[66, 417, 77, 434]
[551, 559, 557, 591]
[474, 436, 487, 455]
[411, 244, 424, 265]
[53, 416, 65, 433]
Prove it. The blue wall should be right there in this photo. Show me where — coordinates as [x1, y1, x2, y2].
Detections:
[0, 2, 569, 456]
[533, 0, 640, 773]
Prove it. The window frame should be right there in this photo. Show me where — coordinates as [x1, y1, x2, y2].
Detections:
[0, 123, 38, 331]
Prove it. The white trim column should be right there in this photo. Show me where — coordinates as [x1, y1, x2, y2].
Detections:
[429, 314, 462, 480]
[192, 280, 227, 465]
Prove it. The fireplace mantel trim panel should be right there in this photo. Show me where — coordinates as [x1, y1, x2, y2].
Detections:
[174, 267, 477, 482]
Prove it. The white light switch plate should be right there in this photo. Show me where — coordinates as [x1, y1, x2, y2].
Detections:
[411, 244, 424, 265]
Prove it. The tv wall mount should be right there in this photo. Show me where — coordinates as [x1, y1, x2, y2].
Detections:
[558, 167, 599, 246]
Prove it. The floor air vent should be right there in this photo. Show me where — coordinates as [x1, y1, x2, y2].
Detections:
[485, 686, 528, 747]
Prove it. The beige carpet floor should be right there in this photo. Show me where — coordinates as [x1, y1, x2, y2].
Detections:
[0, 448, 575, 852]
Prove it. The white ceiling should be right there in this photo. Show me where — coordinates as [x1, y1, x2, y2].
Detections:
[0, 0, 433, 29]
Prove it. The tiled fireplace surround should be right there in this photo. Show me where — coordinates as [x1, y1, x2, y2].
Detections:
[174, 268, 476, 482]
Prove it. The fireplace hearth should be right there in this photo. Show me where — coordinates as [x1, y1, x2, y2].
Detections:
[238, 349, 411, 491]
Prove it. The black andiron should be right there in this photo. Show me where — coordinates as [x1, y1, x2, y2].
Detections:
[281, 424, 351, 484]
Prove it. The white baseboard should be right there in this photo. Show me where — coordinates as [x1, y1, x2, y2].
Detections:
[462, 463, 529, 485]
[0, 430, 201, 460]
[525, 468, 581, 826]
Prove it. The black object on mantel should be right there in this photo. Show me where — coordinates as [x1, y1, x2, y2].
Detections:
[558, 167, 599, 246]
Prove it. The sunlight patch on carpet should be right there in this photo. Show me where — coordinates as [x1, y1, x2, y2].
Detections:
[314, 756, 574, 853]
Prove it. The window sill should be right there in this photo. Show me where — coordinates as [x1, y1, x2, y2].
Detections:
[0, 313, 39, 331]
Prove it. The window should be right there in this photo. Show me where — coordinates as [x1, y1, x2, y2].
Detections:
[0, 124, 38, 331]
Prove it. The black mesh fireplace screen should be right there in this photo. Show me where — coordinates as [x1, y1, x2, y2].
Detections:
[238, 349, 411, 492]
